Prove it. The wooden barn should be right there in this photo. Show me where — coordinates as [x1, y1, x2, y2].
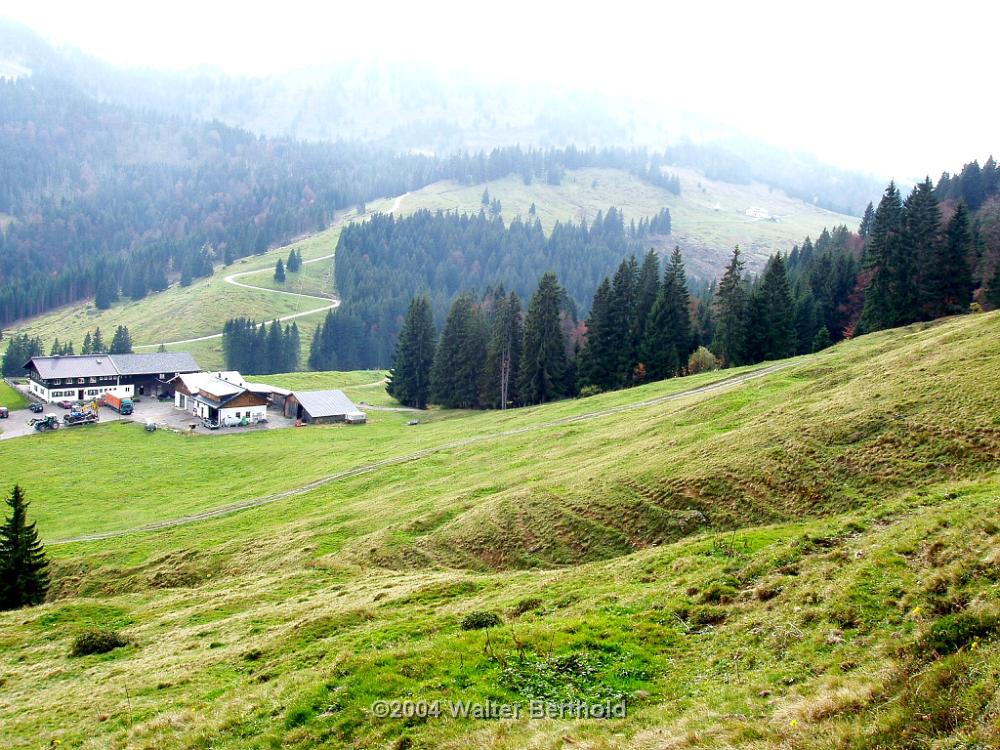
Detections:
[284, 389, 364, 424]
[171, 371, 269, 425]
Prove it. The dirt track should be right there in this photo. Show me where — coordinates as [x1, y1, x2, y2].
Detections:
[49, 362, 792, 545]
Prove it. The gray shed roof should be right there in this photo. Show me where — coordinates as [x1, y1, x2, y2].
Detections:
[110, 352, 201, 375]
[27, 352, 201, 379]
[293, 389, 358, 418]
[28, 355, 119, 379]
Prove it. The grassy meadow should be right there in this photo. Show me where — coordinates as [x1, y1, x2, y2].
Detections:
[1, 312, 999, 748]
[367, 166, 859, 277]
[0, 378, 28, 411]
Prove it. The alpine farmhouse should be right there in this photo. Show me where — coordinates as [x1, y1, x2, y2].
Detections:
[24, 352, 200, 404]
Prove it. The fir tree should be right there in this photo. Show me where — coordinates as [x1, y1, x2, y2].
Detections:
[91, 328, 105, 354]
[386, 297, 436, 409]
[481, 292, 523, 409]
[607, 256, 638, 386]
[858, 201, 876, 239]
[109, 325, 133, 354]
[518, 272, 569, 405]
[632, 249, 661, 352]
[858, 182, 905, 334]
[905, 179, 943, 321]
[987, 264, 1000, 310]
[274, 258, 286, 283]
[641, 247, 691, 379]
[0, 485, 49, 611]
[713, 247, 749, 366]
[0, 334, 43, 377]
[576, 279, 615, 392]
[94, 277, 116, 310]
[812, 326, 833, 352]
[81, 331, 93, 355]
[754, 254, 797, 360]
[431, 294, 487, 409]
[936, 202, 974, 314]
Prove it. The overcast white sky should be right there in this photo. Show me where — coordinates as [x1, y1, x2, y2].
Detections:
[1, 0, 995, 180]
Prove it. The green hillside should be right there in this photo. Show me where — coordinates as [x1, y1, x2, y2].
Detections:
[4, 168, 855, 371]
[1, 312, 999, 749]
[1, 222, 347, 370]
[367, 166, 859, 277]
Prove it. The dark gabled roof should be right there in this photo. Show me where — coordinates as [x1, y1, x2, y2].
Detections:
[27, 355, 119, 379]
[293, 389, 358, 418]
[109, 352, 200, 375]
[26, 352, 201, 380]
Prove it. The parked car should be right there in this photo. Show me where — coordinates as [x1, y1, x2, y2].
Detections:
[0, 406, 9, 419]
[202, 418, 221, 430]
[57, 400, 74, 409]
[29, 402, 44, 413]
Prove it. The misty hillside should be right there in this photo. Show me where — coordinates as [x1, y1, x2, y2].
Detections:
[0, 20, 880, 215]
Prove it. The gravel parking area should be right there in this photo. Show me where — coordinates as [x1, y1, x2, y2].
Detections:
[0, 387, 297, 440]
[124, 398, 298, 435]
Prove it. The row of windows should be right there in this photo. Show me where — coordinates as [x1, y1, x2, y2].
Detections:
[48, 376, 115, 385]
[47, 386, 121, 399]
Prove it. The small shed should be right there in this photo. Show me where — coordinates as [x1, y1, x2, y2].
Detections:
[285, 389, 362, 424]
[245, 381, 293, 412]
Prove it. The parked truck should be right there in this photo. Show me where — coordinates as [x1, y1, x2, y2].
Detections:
[103, 393, 134, 415]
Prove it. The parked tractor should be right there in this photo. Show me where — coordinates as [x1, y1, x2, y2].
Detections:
[28, 414, 61, 431]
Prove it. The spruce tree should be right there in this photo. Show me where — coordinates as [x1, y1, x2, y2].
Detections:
[641, 247, 692, 380]
[607, 256, 638, 386]
[274, 258, 286, 283]
[91, 327, 105, 354]
[576, 278, 615, 392]
[986, 264, 1000, 310]
[430, 294, 487, 409]
[905, 178, 943, 321]
[812, 326, 832, 352]
[0, 485, 49, 611]
[518, 272, 569, 405]
[481, 292, 523, 409]
[632, 249, 661, 351]
[755, 254, 797, 360]
[858, 182, 905, 334]
[109, 325, 133, 354]
[81, 331, 93, 355]
[858, 202, 876, 240]
[937, 202, 974, 314]
[266, 320, 284, 374]
[713, 247, 749, 366]
[386, 297, 436, 409]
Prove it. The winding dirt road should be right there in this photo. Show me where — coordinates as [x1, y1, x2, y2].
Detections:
[49, 362, 792, 546]
[134, 252, 339, 349]
[135, 193, 410, 350]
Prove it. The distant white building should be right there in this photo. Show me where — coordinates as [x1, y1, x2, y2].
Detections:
[170, 371, 268, 425]
[745, 206, 771, 219]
